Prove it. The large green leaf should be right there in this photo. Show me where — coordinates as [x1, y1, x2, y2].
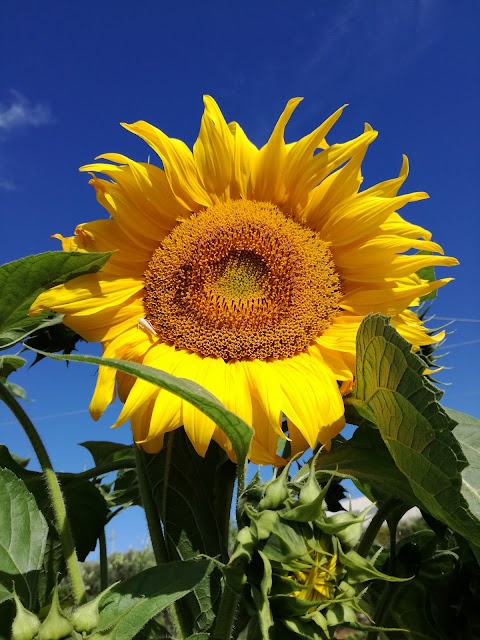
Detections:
[0, 251, 110, 348]
[375, 529, 480, 639]
[0, 445, 108, 561]
[80, 441, 135, 467]
[0, 468, 48, 609]
[143, 432, 236, 631]
[33, 350, 254, 467]
[351, 314, 480, 546]
[95, 559, 213, 640]
[310, 427, 418, 506]
[449, 409, 480, 522]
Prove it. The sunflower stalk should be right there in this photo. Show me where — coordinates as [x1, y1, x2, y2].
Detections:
[0, 380, 86, 605]
[213, 581, 240, 640]
[99, 527, 109, 592]
[356, 497, 399, 558]
[133, 443, 190, 639]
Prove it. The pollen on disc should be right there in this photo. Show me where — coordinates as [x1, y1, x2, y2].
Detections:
[143, 200, 342, 361]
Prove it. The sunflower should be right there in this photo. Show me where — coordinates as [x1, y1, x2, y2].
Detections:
[30, 97, 457, 465]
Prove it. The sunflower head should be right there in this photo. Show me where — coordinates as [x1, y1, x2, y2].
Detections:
[29, 96, 457, 464]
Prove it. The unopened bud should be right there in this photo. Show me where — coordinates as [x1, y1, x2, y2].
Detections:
[70, 581, 118, 633]
[11, 590, 41, 640]
[37, 586, 73, 640]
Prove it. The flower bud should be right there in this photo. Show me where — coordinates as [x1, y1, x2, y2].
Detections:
[11, 591, 41, 640]
[70, 581, 118, 633]
[37, 586, 73, 640]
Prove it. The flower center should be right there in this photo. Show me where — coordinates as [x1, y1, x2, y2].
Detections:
[143, 200, 341, 361]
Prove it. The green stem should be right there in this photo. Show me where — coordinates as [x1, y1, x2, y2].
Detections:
[235, 460, 247, 528]
[357, 498, 398, 558]
[161, 432, 174, 526]
[387, 515, 398, 576]
[366, 510, 402, 640]
[133, 444, 189, 639]
[99, 528, 108, 592]
[213, 582, 240, 640]
[0, 382, 86, 604]
[215, 462, 246, 640]
[73, 459, 134, 481]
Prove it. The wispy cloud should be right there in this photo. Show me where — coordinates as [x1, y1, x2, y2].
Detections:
[0, 177, 16, 192]
[0, 91, 52, 192]
[0, 90, 52, 131]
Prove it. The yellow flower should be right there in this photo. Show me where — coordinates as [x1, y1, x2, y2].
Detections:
[291, 551, 338, 603]
[30, 97, 457, 465]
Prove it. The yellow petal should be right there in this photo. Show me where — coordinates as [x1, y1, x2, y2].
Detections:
[193, 96, 234, 202]
[251, 97, 303, 203]
[273, 354, 345, 449]
[30, 274, 143, 317]
[380, 211, 432, 240]
[302, 124, 375, 224]
[228, 121, 257, 199]
[283, 105, 346, 208]
[318, 191, 428, 247]
[121, 120, 212, 210]
[177, 353, 223, 457]
[341, 278, 454, 316]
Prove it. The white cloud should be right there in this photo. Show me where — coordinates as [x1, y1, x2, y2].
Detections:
[0, 90, 52, 131]
[0, 178, 16, 192]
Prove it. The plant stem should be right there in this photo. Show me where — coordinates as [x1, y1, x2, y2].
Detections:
[213, 582, 239, 640]
[366, 508, 402, 640]
[99, 528, 108, 591]
[215, 462, 245, 640]
[235, 459, 247, 528]
[357, 498, 398, 558]
[133, 444, 189, 639]
[0, 382, 86, 604]
[162, 432, 174, 527]
[73, 459, 134, 481]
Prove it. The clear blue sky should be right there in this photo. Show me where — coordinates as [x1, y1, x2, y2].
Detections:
[1, 1, 479, 555]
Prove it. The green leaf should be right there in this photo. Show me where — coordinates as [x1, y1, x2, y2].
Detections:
[95, 559, 212, 639]
[0, 251, 111, 349]
[106, 468, 141, 509]
[30, 349, 254, 467]
[0, 468, 48, 609]
[3, 380, 27, 400]
[144, 432, 235, 630]
[311, 426, 418, 506]
[0, 445, 108, 561]
[352, 314, 480, 547]
[449, 409, 480, 522]
[0, 355, 26, 379]
[80, 441, 135, 466]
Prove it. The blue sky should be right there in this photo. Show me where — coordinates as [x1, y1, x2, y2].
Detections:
[1, 1, 479, 555]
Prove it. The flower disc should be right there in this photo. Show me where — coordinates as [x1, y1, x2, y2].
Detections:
[143, 200, 342, 361]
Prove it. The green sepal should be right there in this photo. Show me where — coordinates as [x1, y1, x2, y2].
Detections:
[37, 586, 73, 640]
[0, 355, 26, 379]
[70, 582, 118, 633]
[260, 521, 310, 563]
[11, 589, 41, 640]
[280, 471, 332, 522]
[339, 548, 407, 584]
[246, 507, 280, 541]
[258, 457, 297, 511]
